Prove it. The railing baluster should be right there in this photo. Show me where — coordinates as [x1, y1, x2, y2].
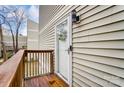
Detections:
[50, 52, 54, 73]
[44, 52, 46, 74]
[48, 53, 50, 73]
[44, 52, 47, 73]
[38, 53, 39, 75]
[33, 52, 34, 76]
[29, 52, 31, 77]
[43, 52, 44, 74]
[27, 52, 28, 78]
[48, 52, 50, 73]
[40, 53, 41, 75]
[31, 53, 32, 77]
[42, 52, 44, 74]
[47, 52, 49, 73]
[35, 53, 37, 76]
[46, 53, 48, 73]
[44, 52, 45, 74]
[40, 52, 42, 75]
[34, 53, 35, 76]
[25, 54, 26, 78]
[48, 53, 49, 73]
[35, 53, 36, 76]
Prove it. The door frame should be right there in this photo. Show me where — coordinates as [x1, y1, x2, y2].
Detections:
[55, 13, 72, 87]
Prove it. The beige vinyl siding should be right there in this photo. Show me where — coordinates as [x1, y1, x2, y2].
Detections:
[39, 5, 79, 50]
[72, 5, 124, 87]
[39, 26, 55, 49]
[39, 5, 65, 30]
[39, 5, 124, 87]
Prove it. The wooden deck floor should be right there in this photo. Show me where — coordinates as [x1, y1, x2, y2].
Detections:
[24, 74, 69, 87]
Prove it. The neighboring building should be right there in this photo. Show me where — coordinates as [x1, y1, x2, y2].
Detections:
[27, 19, 39, 50]
[3, 35, 27, 51]
[39, 5, 124, 87]
[1, 28, 27, 51]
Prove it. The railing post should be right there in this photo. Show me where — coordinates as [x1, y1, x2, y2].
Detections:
[22, 51, 26, 87]
[50, 51, 54, 74]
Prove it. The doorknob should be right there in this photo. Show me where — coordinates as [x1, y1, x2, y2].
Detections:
[69, 45, 73, 51]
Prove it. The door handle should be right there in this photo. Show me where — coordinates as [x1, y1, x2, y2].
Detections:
[69, 45, 73, 51]
[65, 45, 73, 54]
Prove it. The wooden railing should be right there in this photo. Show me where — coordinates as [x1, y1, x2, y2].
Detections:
[0, 49, 54, 87]
[0, 50, 24, 87]
[24, 50, 54, 79]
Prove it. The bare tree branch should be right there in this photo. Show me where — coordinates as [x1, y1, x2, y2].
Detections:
[0, 6, 26, 54]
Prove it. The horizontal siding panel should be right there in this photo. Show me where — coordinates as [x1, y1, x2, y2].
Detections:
[73, 48, 124, 59]
[73, 40, 124, 49]
[73, 11, 124, 32]
[74, 5, 124, 28]
[40, 37, 54, 43]
[41, 42, 55, 46]
[74, 5, 114, 28]
[77, 5, 98, 16]
[51, 6, 64, 19]
[40, 34, 53, 40]
[39, 5, 59, 29]
[73, 57, 124, 78]
[40, 38, 54, 42]
[73, 72, 101, 87]
[73, 77, 90, 87]
[40, 41, 55, 45]
[72, 82, 81, 87]
[40, 24, 54, 34]
[40, 29, 54, 39]
[79, 5, 124, 26]
[73, 53, 124, 68]
[73, 30, 124, 43]
[73, 67, 117, 87]
[40, 29, 54, 37]
[73, 63, 124, 86]
[73, 21, 124, 37]
[76, 5, 87, 12]
[79, 5, 113, 20]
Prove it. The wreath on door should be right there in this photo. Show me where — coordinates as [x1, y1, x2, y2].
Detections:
[58, 30, 67, 41]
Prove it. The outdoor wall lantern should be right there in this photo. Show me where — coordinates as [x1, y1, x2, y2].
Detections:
[72, 9, 80, 23]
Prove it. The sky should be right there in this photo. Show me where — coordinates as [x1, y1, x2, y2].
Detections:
[0, 5, 39, 36]
[18, 5, 39, 36]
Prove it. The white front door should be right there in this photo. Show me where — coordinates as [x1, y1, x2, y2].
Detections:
[56, 16, 72, 84]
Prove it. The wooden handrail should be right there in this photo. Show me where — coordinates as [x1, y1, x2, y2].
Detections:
[0, 50, 25, 87]
[25, 50, 54, 52]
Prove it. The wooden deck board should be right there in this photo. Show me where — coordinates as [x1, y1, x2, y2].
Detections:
[24, 74, 69, 87]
